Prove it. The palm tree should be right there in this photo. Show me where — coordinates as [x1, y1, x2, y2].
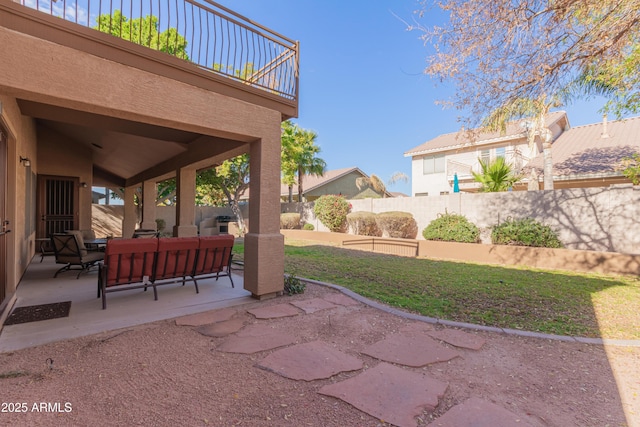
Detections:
[356, 171, 409, 198]
[388, 171, 409, 187]
[281, 121, 326, 202]
[356, 173, 386, 196]
[281, 120, 298, 203]
[472, 157, 522, 192]
[483, 96, 558, 190]
[295, 128, 326, 202]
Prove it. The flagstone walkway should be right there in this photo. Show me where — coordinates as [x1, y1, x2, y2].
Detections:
[177, 295, 535, 427]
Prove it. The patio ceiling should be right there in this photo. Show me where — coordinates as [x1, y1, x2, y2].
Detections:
[18, 99, 245, 187]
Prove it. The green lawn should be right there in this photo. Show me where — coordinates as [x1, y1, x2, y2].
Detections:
[234, 239, 640, 339]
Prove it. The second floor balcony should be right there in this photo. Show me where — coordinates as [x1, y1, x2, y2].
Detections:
[2, 0, 299, 118]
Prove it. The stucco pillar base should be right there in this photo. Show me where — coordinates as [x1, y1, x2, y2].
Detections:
[173, 225, 198, 237]
[244, 232, 284, 298]
[140, 221, 157, 230]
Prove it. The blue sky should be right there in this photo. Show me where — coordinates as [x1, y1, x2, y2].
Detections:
[224, 0, 619, 195]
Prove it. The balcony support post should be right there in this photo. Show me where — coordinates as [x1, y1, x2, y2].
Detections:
[244, 117, 284, 299]
[173, 167, 198, 237]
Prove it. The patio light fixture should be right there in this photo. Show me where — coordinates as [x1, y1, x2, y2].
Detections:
[20, 156, 31, 167]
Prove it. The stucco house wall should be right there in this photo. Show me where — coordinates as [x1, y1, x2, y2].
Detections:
[0, 94, 38, 298]
[305, 170, 371, 200]
[37, 126, 94, 230]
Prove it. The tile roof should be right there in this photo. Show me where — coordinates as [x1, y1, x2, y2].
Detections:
[526, 115, 640, 176]
[404, 111, 568, 156]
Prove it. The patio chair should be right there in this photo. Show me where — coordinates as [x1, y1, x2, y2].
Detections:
[65, 229, 102, 252]
[51, 233, 104, 279]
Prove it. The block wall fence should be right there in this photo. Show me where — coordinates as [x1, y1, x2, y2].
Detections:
[283, 185, 640, 255]
[93, 185, 640, 255]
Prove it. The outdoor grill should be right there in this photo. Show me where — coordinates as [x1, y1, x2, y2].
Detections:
[216, 215, 235, 234]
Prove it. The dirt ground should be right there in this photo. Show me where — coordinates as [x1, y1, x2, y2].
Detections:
[0, 283, 638, 427]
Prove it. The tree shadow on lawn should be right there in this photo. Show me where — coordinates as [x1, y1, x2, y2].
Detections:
[282, 243, 640, 340]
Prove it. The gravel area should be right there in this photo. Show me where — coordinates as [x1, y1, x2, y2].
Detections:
[0, 283, 638, 426]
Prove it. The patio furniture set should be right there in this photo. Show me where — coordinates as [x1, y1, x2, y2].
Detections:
[48, 231, 235, 309]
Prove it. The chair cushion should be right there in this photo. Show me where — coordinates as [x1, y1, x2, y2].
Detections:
[80, 229, 96, 241]
[103, 238, 158, 287]
[66, 230, 88, 256]
[82, 251, 105, 263]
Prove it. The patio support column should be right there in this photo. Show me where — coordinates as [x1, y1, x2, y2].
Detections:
[244, 121, 284, 299]
[173, 167, 197, 237]
[122, 185, 137, 238]
[140, 180, 157, 231]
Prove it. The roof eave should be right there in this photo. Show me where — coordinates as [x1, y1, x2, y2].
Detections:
[405, 133, 527, 158]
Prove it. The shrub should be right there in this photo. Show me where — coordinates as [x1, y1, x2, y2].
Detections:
[346, 211, 381, 236]
[280, 213, 301, 229]
[313, 195, 351, 232]
[302, 223, 315, 231]
[422, 213, 480, 243]
[155, 218, 166, 232]
[375, 211, 418, 239]
[491, 218, 563, 248]
[284, 273, 306, 295]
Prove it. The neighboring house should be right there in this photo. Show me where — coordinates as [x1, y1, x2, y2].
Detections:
[404, 111, 575, 196]
[280, 167, 394, 202]
[0, 1, 299, 315]
[525, 115, 640, 188]
[405, 112, 640, 196]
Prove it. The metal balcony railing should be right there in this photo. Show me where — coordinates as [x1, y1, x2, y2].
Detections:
[447, 159, 473, 177]
[19, 0, 299, 101]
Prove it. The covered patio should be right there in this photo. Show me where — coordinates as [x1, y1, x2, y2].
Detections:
[1, 0, 299, 328]
[0, 254, 251, 352]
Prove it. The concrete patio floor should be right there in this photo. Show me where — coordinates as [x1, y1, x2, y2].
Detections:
[0, 255, 251, 352]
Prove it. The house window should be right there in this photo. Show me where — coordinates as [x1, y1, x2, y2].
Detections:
[480, 149, 490, 164]
[423, 154, 445, 174]
[479, 147, 506, 163]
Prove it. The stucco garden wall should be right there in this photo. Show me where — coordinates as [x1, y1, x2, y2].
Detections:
[280, 230, 640, 276]
[92, 204, 249, 238]
[283, 185, 640, 255]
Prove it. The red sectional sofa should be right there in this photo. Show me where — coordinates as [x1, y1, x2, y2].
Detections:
[98, 235, 235, 309]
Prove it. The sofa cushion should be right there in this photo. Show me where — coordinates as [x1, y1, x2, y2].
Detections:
[195, 235, 235, 275]
[155, 237, 199, 280]
[103, 238, 158, 287]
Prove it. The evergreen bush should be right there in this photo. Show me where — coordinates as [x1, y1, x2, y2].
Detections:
[302, 223, 315, 231]
[422, 213, 480, 243]
[346, 211, 381, 236]
[491, 218, 563, 248]
[375, 211, 418, 239]
[313, 195, 351, 232]
[280, 213, 301, 229]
